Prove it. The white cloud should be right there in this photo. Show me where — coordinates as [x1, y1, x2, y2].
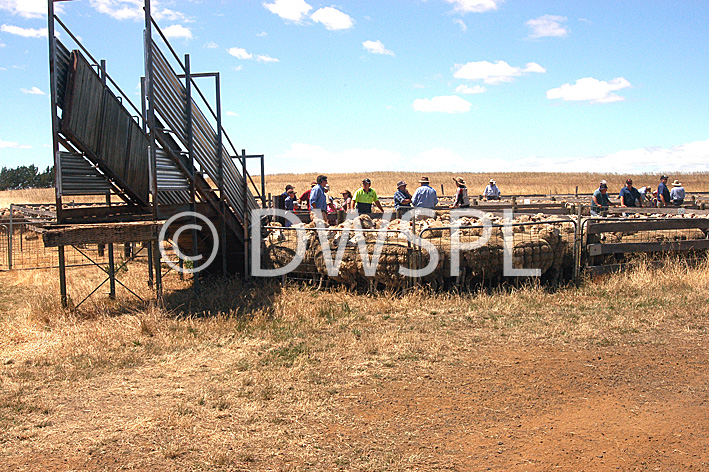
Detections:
[233, 65, 243, 72]
[270, 139, 709, 174]
[526, 15, 568, 39]
[445, 0, 503, 13]
[454, 19, 467, 31]
[227, 47, 253, 60]
[257, 31, 268, 37]
[453, 60, 545, 84]
[162, 24, 192, 39]
[228, 47, 279, 63]
[226, 111, 239, 117]
[0, 139, 31, 149]
[21, 86, 44, 95]
[204, 41, 219, 49]
[311, 7, 354, 30]
[512, 140, 709, 173]
[0, 24, 47, 38]
[455, 84, 486, 94]
[546, 77, 631, 103]
[263, 0, 312, 22]
[90, 0, 143, 21]
[256, 54, 279, 63]
[153, 8, 190, 23]
[0, 0, 57, 19]
[363, 40, 394, 56]
[413, 95, 472, 113]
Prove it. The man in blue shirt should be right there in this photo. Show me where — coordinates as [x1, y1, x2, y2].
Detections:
[412, 176, 438, 208]
[670, 180, 685, 206]
[309, 175, 328, 216]
[619, 179, 642, 207]
[657, 175, 671, 207]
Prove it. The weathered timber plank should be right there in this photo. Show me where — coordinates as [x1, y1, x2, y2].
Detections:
[587, 219, 709, 234]
[43, 221, 162, 247]
[588, 239, 709, 256]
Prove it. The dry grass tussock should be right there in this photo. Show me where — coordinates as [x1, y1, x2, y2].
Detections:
[1, 257, 708, 469]
[257, 171, 709, 198]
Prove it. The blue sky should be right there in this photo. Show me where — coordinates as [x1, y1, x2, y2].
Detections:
[1, 0, 708, 175]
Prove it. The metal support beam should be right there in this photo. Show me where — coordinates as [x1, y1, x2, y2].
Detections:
[144, 0, 162, 297]
[185, 53, 199, 292]
[48, 0, 67, 307]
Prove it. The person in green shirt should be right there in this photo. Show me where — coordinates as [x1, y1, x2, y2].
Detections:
[351, 178, 384, 214]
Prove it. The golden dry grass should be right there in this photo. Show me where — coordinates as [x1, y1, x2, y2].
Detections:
[0, 188, 104, 209]
[256, 171, 709, 199]
[2, 172, 707, 211]
[1, 257, 708, 469]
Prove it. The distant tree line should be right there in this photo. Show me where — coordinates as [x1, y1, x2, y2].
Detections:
[0, 165, 54, 191]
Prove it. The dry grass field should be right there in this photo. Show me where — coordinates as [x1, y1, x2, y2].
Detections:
[256, 171, 709, 199]
[0, 188, 102, 209]
[2, 183, 709, 470]
[1, 259, 709, 470]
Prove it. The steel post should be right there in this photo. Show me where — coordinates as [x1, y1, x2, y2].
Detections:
[185, 54, 199, 292]
[144, 0, 162, 297]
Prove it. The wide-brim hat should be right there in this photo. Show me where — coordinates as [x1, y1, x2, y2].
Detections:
[453, 176, 466, 185]
[419, 176, 430, 184]
[671, 180, 682, 186]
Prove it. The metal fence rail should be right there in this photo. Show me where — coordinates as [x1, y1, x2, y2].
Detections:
[580, 215, 709, 274]
[0, 222, 145, 271]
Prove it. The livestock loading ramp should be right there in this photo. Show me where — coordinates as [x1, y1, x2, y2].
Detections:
[47, 0, 265, 304]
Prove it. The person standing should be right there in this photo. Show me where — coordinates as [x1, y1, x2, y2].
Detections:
[670, 179, 685, 206]
[591, 180, 612, 216]
[283, 188, 297, 227]
[281, 184, 294, 198]
[393, 180, 412, 210]
[299, 182, 317, 210]
[340, 190, 353, 211]
[351, 178, 384, 214]
[619, 179, 642, 207]
[309, 175, 328, 218]
[657, 175, 671, 207]
[412, 176, 438, 208]
[451, 177, 470, 208]
[483, 179, 501, 200]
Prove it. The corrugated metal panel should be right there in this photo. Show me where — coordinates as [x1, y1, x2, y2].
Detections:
[149, 41, 259, 220]
[60, 50, 149, 204]
[156, 150, 190, 191]
[59, 152, 112, 196]
[55, 39, 71, 109]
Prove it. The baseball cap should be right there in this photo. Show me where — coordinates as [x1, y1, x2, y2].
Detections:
[626, 179, 633, 184]
[362, 178, 371, 184]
